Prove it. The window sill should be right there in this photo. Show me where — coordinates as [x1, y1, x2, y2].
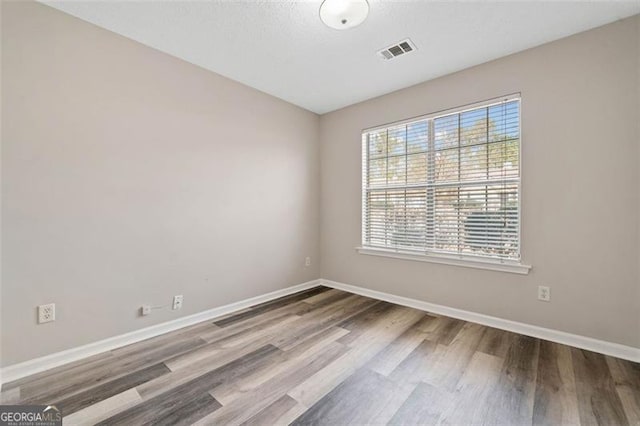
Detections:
[355, 246, 531, 275]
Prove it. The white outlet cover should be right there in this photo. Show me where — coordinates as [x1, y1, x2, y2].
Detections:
[173, 295, 183, 310]
[38, 303, 56, 323]
[538, 286, 551, 302]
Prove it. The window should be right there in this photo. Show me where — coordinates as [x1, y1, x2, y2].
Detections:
[360, 95, 528, 273]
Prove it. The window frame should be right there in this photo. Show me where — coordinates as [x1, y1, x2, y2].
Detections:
[358, 94, 531, 274]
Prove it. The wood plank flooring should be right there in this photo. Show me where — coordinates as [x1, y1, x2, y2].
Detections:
[1, 286, 639, 425]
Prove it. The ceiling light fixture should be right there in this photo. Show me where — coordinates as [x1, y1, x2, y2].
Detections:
[319, 0, 369, 30]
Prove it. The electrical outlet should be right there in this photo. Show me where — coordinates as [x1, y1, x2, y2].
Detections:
[38, 303, 55, 324]
[538, 286, 551, 302]
[305, 256, 311, 267]
[141, 305, 151, 316]
[173, 295, 183, 310]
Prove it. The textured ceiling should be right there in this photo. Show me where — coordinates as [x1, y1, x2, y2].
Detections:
[43, 1, 640, 114]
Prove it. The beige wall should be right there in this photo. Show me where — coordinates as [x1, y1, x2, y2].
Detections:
[320, 16, 640, 348]
[2, 2, 639, 368]
[1, 2, 320, 366]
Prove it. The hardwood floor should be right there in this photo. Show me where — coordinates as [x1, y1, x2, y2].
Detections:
[1, 286, 639, 425]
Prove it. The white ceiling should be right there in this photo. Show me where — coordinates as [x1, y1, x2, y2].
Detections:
[43, 1, 640, 114]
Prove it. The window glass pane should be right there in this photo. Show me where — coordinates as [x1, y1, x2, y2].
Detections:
[405, 189, 427, 249]
[489, 101, 519, 142]
[459, 184, 519, 258]
[386, 190, 406, 247]
[368, 158, 386, 187]
[434, 149, 459, 183]
[458, 185, 489, 255]
[460, 109, 487, 146]
[407, 121, 428, 153]
[366, 190, 387, 246]
[434, 114, 459, 150]
[387, 126, 406, 156]
[434, 187, 460, 253]
[387, 155, 406, 185]
[460, 144, 488, 181]
[407, 153, 427, 185]
[488, 140, 519, 179]
[368, 130, 387, 159]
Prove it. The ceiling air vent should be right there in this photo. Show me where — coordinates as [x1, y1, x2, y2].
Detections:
[377, 39, 416, 61]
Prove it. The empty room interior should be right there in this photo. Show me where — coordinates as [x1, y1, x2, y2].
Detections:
[1, 0, 639, 425]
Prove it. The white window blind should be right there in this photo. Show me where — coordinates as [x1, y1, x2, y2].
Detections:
[362, 96, 521, 262]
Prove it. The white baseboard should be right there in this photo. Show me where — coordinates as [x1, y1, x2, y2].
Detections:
[320, 279, 640, 363]
[0, 279, 321, 387]
[3, 277, 637, 388]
